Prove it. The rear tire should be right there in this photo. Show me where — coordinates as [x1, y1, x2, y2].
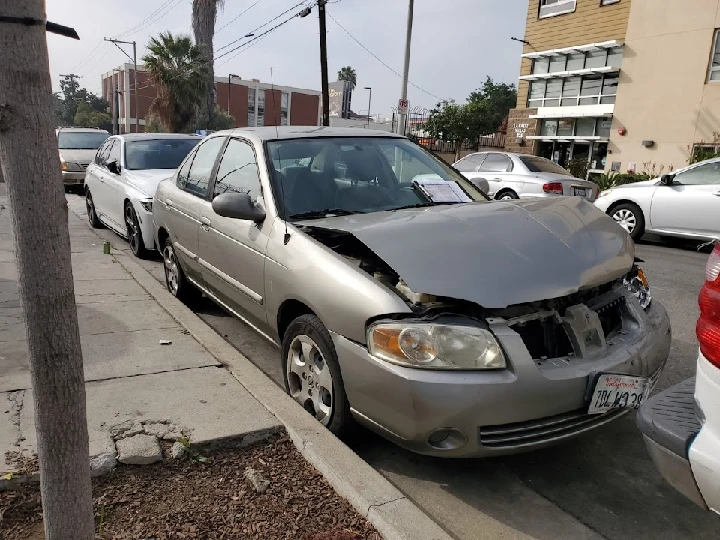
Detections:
[496, 190, 519, 200]
[609, 202, 645, 241]
[162, 236, 200, 304]
[282, 314, 353, 438]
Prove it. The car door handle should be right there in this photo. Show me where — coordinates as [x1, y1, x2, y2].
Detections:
[713, 191, 720, 197]
[164, 199, 174, 208]
[200, 217, 211, 228]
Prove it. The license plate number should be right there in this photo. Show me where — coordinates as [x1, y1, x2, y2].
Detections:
[573, 187, 588, 197]
[588, 374, 648, 415]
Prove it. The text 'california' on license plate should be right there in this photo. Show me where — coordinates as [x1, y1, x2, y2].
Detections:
[588, 374, 649, 415]
[573, 187, 588, 197]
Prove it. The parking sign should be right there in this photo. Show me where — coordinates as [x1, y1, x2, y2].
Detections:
[398, 99, 408, 114]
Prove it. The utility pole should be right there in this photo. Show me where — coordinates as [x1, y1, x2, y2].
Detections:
[396, 0, 414, 135]
[104, 38, 137, 133]
[364, 86, 372, 127]
[112, 71, 119, 135]
[318, 0, 330, 126]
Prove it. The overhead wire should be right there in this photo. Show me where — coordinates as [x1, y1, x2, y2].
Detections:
[215, 0, 266, 33]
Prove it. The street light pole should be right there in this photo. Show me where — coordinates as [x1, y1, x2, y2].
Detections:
[318, 0, 330, 126]
[396, 0, 414, 135]
[364, 87, 372, 127]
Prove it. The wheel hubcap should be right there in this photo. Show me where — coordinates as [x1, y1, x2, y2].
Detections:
[286, 335, 333, 425]
[612, 209, 636, 233]
[500, 194, 514, 200]
[163, 245, 179, 295]
[86, 193, 95, 222]
[125, 206, 140, 252]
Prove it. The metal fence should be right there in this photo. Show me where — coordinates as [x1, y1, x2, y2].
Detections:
[392, 107, 506, 155]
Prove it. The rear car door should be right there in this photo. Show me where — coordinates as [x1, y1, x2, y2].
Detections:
[161, 136, 226, 282]
[478, 153, 515, 196]
[199, 137, 270, 329]
[650, 161, 720, 237]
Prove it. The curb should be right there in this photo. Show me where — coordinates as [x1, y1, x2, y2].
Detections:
[112, 250, 453, 540]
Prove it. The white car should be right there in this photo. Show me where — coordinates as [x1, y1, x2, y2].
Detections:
[638, 241, 720, 515]
[84, 134, 200, 257]
[452, 151, 598, 201]
[594, 158, 720, 241]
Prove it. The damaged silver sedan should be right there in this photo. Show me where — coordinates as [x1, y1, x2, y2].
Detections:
[153, 127, 671, 457]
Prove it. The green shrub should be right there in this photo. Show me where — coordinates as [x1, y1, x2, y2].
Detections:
[596, 172, 652, 191]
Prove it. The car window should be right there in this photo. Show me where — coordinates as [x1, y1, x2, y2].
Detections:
[184, 136, 226, 197]
[108, 140, 121, 166]
[212, 138, 263, 202]
[176, 153, 193, 189]
[519, 155, 572, 175]
[125, 139, 200, 170]
[479, 153, 512, 173]
[454, 154, 487, 172]
[95, 139, 112, 165]
[673, 161, 720, 186]
[57, 131, 109, 150]
[266, 137, 487, 220]
[99, 140, 116, 168]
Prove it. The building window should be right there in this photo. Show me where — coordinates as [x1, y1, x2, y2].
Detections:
[709, 29, 720, 82]
[257, 91, 265, 127]
[596, 117, 612, 137]
[531, 46, 623, 76]
[281, 92, 289, 126]
[538, 0, 576, 19]
[528, 74, 619, 107]
[247, 88, 256, 127]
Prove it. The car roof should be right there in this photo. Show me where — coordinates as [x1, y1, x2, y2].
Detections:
[116, 133, 202, 141]
[56, 127, 109, 134]
[208, 126, 405, 143]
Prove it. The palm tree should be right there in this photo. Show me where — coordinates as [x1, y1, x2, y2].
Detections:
[193, 0, 225, 126]
[337, 66, 357, 91]
[142, 32, 208, 132]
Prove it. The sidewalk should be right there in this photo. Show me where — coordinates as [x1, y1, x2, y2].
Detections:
[0, 190, 453, 540]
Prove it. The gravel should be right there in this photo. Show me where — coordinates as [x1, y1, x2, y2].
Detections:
[0, 436, 380, 539]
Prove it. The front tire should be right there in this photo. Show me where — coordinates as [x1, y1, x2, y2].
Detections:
[496, 190, 519, 200]
[125, 202, 148, 259]
[610, 202, 645, 241]
[162, 237, 200, 304]
[86, 188, 103, 229]
[282, 314, 352, 437]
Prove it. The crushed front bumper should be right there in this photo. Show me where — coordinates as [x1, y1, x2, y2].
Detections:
[335, 294, 671, 458]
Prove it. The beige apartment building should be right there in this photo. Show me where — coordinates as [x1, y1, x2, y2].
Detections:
[508, 0, 720, 176]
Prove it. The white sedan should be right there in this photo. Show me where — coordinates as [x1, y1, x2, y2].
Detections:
[594, 158, 720, 241]
[84, 134, 200, 257]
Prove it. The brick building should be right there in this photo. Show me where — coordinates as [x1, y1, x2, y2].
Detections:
[101, 63, 321, 133]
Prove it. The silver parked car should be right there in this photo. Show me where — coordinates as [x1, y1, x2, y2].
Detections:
[153, 127, 671, 458]
[453, 151, 599, 201]
[594, 158, 720, 241]
[56, 127, 109, 188]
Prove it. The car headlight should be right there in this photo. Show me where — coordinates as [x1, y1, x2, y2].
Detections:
[61, 161, 83, 172]
[140, 200, 153, 212]
[367, 321, 506, 370]
[624, 266, 652, 309]
[598, 189, 612, 198]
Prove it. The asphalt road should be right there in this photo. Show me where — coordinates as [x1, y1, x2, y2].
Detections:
[63, 193, 719, 539]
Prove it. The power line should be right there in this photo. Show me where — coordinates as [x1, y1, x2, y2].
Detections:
[327, 12, 445, 102]
[216, 0, 266, 33]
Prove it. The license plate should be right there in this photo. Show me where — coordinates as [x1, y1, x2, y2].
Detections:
[588, 374, 648, 415]
[573, 187, 588, 197]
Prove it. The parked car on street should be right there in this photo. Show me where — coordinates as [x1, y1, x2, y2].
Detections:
[594, 158, 720, 241]
[637, 241, 720, 515]
[153, 126, 670, 457]
[56, 127, 109, 189]
[452, 151, 599, 201]
[85, 133, 200, 257]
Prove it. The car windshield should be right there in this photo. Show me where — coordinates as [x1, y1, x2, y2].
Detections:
[57, 131, 109, 150]
[519, 155, 571, 175]
[267, 137, 488, 220]
[125, 139, 200, 170]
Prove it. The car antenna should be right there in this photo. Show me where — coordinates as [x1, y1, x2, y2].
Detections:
[270, 67, 291, 245]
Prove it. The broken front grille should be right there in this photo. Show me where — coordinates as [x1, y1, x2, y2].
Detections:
[593, 296, 625, 339]
[510, 316, 573, 360]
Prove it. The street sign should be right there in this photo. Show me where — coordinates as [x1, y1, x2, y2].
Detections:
[398, 99, 408, 115]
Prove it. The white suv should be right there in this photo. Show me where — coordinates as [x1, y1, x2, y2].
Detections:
[638, 242, 720, 515]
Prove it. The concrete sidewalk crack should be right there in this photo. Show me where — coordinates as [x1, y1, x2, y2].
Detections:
[7, 389, 25, 449]
[367, 495, 406, 512]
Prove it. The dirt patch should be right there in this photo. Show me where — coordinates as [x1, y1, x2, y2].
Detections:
[0, 436, 380, 539]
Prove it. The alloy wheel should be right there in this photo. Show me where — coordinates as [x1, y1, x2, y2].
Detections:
[612, 208, 637, 234]
[163, 244, 180, 296]
[286, 335, 333, 425]
[125, 205, 141, 254]
[86, 193, 96, 225]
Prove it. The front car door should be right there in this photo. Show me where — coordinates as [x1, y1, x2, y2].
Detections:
[650, 160, 720, 238]
[91, 138, 123, 229]
[162, 136, 227, 282]
[199, 137, 270, 330]
[103, 138, 125, 229]
[454, 153, 488, 192]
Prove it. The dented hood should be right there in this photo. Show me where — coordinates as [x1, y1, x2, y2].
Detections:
[300, 197, 634, 308]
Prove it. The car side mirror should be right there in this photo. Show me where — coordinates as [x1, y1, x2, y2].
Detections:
[212, 192, 266, 222]
[468, 177, 489, 195]
[660, 174, 675, 185]
[107, 159, 121, 175]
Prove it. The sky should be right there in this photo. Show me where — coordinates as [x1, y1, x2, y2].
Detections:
[46, 0, 527, 115]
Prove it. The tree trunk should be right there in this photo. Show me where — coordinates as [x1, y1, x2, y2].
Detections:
[193, 0, 219, 127]
[0, 2, 94, 539]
